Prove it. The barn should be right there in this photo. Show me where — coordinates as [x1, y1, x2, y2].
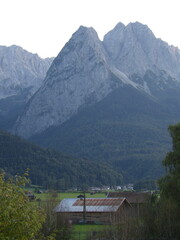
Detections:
[54, 198, 131, 225]
[107, 191, 152, 216]
[107, 192, 151, 206]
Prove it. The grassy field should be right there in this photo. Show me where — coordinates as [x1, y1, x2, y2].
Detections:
[72, 224, 107, 240]
[34, 192, 106, 201]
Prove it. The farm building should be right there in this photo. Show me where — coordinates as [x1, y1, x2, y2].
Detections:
[54, 198, 131, 225]
[107, 192, 152, 216]
[107, 192, 151, 206]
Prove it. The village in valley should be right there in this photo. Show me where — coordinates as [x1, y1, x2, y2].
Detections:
[24, 183, 155, 239]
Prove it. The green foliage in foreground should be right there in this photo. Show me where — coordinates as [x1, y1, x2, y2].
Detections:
[159, 123, 180, 204]
[158, 123, 180, 239]
[0, 172, 45, 240]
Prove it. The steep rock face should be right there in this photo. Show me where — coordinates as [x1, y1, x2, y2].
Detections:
[103, 22, 180, 79]
[14, 26, 137, 138]
[0, 45, 53, 99]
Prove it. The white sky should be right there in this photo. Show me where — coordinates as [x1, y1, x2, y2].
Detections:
[0, 0, 180, 58]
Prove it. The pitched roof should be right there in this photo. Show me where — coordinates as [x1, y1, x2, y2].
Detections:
[107, 192, 151, 204]
[54, 198, 129, 213]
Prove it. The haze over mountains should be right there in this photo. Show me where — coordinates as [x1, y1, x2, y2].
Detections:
[1, 21, 180, 183]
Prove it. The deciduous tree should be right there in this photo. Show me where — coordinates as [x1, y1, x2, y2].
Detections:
[0, 172, 46, 240]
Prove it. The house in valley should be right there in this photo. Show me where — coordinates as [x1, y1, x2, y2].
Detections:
[107, 191, 152, 216]
[54, 198, 131, 225]
[107, 192, 151, 206]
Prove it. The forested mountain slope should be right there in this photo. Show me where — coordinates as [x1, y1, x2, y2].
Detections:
[0, 130, 122, 189]
[32, 84, 180, 182]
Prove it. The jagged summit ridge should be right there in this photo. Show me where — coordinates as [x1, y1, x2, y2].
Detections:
[103, 22, 180, 79]
[103, 22, 155, 60]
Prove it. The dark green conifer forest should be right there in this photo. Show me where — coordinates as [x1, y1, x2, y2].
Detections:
[0, 130, 122, 189]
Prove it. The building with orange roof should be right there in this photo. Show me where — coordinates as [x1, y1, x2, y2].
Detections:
[54, 198, 131, 225]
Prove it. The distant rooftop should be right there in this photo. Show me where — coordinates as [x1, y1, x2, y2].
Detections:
[73, 198, 123, 206]
[55, 198, 129, 213]
[107, 192, 151, 204]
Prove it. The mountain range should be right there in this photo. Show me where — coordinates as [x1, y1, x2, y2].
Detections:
[0, 45, 53, 130]
[1, 21, 180, 183]
[13, 22, 180, 137]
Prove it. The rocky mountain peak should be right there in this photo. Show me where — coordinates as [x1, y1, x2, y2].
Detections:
[0, 45, 54, 130]
[61, 26, 101, 53]
[103, 22, 125, 39]
[46, 25, 108, 83]
[125, 22, 156, 53]
[13, 25, 122, 138]
[126, 21, 155, 37]
[0, 45, 53, 99]
[103, 22, 125, 58]
[75, 25, 98, 38]
[103, 22, 180, 79]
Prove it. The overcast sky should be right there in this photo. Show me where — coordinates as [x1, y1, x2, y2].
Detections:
[0, 0, 180, 58]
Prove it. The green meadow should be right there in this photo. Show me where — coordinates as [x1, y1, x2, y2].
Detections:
[34, 192, 106, 201]
[72, 224, 107, 240]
